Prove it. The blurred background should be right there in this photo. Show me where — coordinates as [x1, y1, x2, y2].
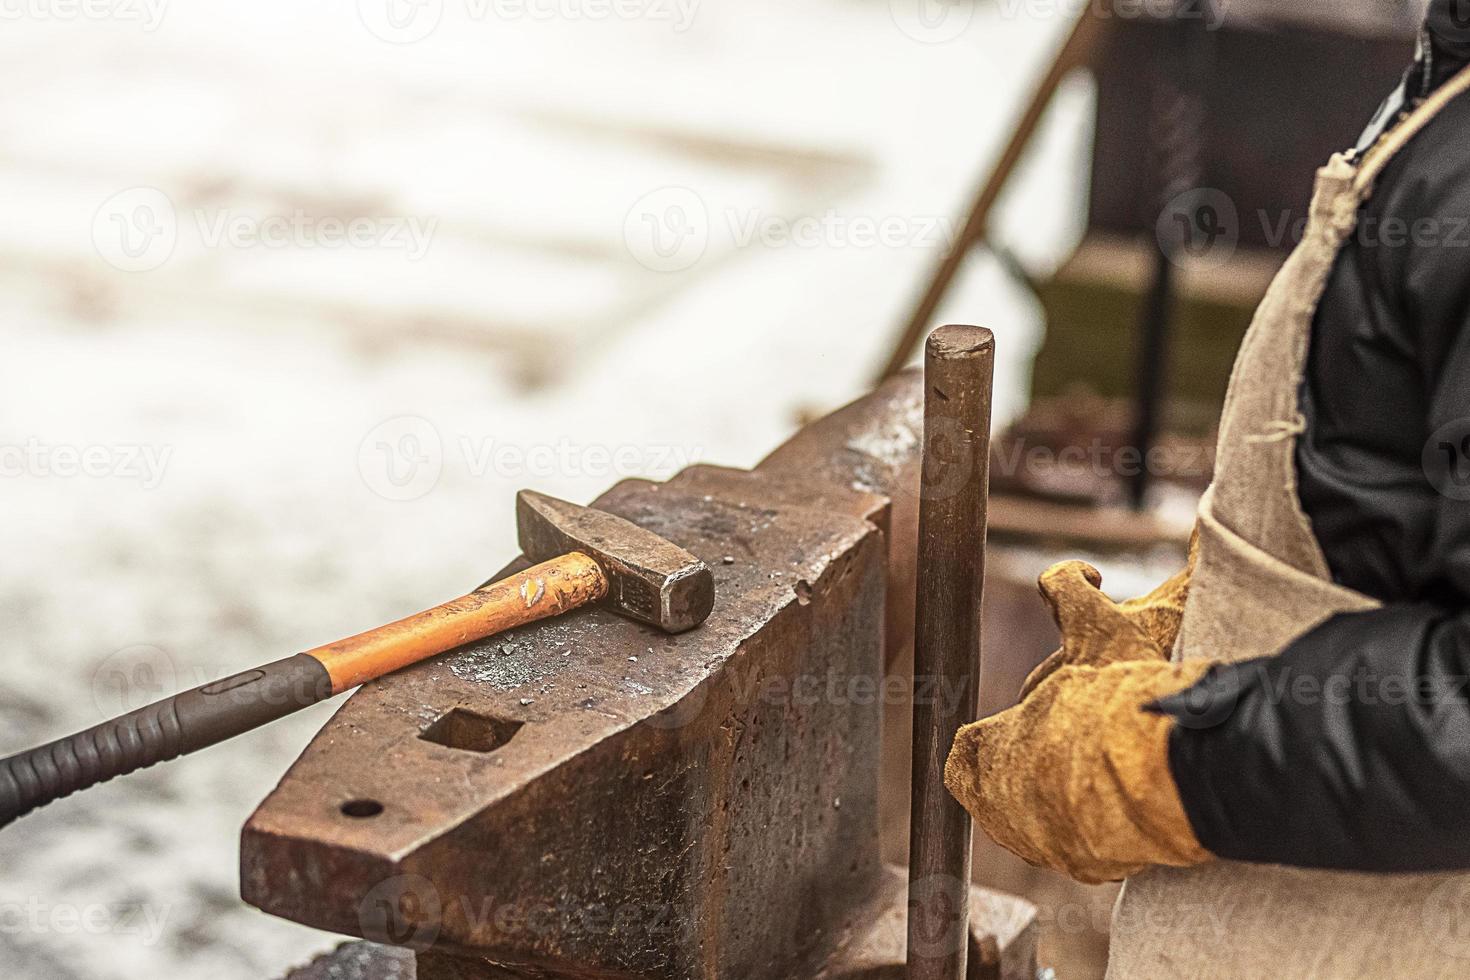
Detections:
[0, 1, 1422, 977]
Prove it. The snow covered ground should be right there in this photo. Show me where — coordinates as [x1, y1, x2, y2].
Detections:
[0, 1, 1092, 976]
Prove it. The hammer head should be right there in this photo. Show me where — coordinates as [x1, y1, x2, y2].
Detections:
[516, 490, 715, 633]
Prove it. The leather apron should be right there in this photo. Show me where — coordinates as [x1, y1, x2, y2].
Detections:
[1106, 64, 1470, 979]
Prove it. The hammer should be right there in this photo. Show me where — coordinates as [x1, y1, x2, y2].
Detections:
[0, 491, 714, 829]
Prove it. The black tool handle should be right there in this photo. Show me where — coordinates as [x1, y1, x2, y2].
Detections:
[0, 654, 331, 829]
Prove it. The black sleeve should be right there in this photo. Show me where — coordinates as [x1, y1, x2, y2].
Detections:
[1155, 608, 1470, 872]
[1152, 97, 1470, 873]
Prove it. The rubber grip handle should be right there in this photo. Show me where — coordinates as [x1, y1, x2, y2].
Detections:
[0, 654, 331, 829]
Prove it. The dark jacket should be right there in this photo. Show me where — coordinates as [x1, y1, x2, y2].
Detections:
[1159, 5, 1470, 871]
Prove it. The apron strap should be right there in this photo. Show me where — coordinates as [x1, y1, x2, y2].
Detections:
[1355, 62, 1470, 196]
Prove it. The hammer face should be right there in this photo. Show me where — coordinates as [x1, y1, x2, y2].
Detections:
[516, 490, 714, 633]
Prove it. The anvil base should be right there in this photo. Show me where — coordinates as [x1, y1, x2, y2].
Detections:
[280, 865, 1037, 980]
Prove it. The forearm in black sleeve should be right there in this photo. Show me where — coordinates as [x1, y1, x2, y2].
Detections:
[1153, 606, 1470, 872]
[1159, 91, 1470, 875]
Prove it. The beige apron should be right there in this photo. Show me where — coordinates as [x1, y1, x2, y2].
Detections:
[1106, 64, 1470, 979]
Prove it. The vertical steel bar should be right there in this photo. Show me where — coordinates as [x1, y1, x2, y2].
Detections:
[907, 325, 993, 980]
[1126, 0, 1213, 511]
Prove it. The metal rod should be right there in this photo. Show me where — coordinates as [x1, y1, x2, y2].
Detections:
[1126, 0, 1213, 510]
[1127, 244, 1176, 511]
[907, 325, 993, 980]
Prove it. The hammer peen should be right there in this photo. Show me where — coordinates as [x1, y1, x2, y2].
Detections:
[0, 490, 714, 829]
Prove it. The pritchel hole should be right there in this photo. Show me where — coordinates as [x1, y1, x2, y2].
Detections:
[340, 799, 384, 819]
[420, 708, 524, 754]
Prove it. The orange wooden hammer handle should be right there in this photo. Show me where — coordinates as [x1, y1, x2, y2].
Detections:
[306, 552, 608, 694]
[0, 552, 610, 830]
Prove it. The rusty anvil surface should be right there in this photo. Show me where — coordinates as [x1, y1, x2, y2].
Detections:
[245, 373, 1036, 980]
[282, 868, 1031, 980]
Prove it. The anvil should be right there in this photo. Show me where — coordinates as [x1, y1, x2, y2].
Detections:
[245, 373, 1037, 980]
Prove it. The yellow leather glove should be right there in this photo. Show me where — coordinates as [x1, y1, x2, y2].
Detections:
[1115, 524, 1198, 652]
[1019, 527, 1198, 698]
[944, 545, 1215, 885]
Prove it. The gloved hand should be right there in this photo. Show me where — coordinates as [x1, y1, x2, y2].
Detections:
[1115, 524, 1198, 651]
[944, 548, 1216, 884]
[1020, 527, 1198, 698]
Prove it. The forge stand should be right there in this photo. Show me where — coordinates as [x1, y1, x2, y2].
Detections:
[255, 373, 1038, 980]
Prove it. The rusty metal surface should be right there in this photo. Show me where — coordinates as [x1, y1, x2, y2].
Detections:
[827, 868, 1036, 980]
[247, 472, 886, 977]
[247, 371, 1043, 979]
[758, 370, 925, 668]
[283, 867, 1037, 980]
[244, 372, 957, 979]
[907, 327, 994, 980]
